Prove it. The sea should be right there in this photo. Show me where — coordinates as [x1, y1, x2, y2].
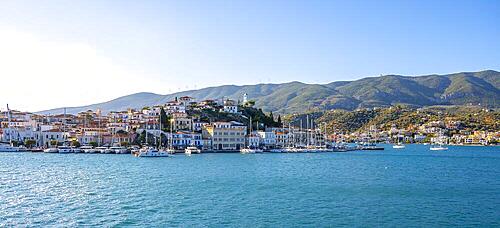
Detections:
[1, 144, 499, 227]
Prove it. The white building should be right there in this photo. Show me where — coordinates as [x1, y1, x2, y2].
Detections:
[257, 131, 277, 148]
[222, 99, 238, 114]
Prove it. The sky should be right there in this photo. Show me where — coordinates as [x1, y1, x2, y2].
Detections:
[0, 0, 499, 112]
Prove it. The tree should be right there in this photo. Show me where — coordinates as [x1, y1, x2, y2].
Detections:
[50, 140, 59, 146]
[159, 107, 170, 131]
[25, 139, 36, 148]
[89, 141, 98, 148]
[277, 115, 282, 127]
[71, 141, 81, 148]
[120, 141, 129, 147]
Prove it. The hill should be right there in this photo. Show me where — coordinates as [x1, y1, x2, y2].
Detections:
[38, 70, 500, 115]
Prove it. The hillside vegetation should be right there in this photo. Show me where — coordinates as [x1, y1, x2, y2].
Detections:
[39, 70, 500, 115]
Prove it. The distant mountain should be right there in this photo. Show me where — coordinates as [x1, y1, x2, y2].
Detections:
[38, 70, 500, 115]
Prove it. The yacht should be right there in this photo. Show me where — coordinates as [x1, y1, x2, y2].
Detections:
[185, 146, 201, 155]
[71, 147, 82, 153]
[81, 146, 97, 153]
[110, 146, 129, 154]
[430, 144, 448, 151]
[58, 146, 72, 153]
[136, 147, 169, 157]
[0, 143, 19, 152]
[44, 147, 58, 153]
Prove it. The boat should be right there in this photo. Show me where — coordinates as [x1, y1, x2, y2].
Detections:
[269, 148, 284, 153]
[240, 148, 262, 154]
[0, 142, 20, 152]
[95, 146, 109, 153]
[392, 137, 405, 149]
[392, 143, 405, 149]
[185, 146, 201, 155]
[360, 142, 384, 150]
[44, 147, 58, 153]
[30, 148, 44, 152]
[136, 147, 169, 157]
[81, 146, 97, 153]
[430, 144, 448, 151]
[110, 146, 129, 154]
[58, 146, 72, 153]
[71, 147, 82, 153]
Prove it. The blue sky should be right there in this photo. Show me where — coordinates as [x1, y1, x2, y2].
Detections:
[0, 0, 498, 111]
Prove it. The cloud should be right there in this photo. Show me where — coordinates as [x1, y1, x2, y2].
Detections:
[0, 28, 161, 112]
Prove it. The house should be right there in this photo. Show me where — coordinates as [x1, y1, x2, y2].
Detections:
[164, 101, 186, 114]
[257, 131, 277, 149]
[222, 99, 238, 114]
[171, 112, 192, 131]
[202, 121, 246, 151]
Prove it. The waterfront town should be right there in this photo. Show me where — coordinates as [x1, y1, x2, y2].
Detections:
[0, 94, 499, 155]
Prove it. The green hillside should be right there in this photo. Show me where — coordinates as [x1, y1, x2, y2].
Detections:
[38, 70, 500, 115]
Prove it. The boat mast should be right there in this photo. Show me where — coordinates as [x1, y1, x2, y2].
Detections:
[6, 104, 11, 145]
[158, 109, 161, 149]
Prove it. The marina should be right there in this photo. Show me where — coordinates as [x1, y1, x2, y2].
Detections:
[1, 144, 498, 227]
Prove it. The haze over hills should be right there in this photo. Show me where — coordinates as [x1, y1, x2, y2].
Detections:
[38, 70, 500, 115]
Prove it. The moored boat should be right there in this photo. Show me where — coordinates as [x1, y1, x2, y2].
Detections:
[185, 146, 201, 155]
[58, 146, 72, 153]
[0, 143, 20, 152]
[430, 144, 448, 151]
[136, 147, 169, 157]
[44, 147, 58, 153]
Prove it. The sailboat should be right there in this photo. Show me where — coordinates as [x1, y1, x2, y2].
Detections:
[430, 143, 448, 151]
[392, 136, 405, 149]
[240, 116, 262, 154]
[137, 109, 169, 157]
[430, 129, 448, 151]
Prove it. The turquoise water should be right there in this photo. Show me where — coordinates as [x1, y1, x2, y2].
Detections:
[1, 145, 499, 227]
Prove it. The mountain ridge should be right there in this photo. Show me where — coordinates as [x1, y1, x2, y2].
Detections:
[38, 70, 500, 115]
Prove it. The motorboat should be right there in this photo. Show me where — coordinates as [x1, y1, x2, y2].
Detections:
[71, 147, 82, 153]
[95, 147, 108, 154]
[269, 148, 284, 153]
[185, 146, 201, 155]
[136, 147, 169, 157]
[0, 143, 19, 152]
[58, 146, 72, 153]
[110, 146, 129, 154]
[44, 147, 58, 153]
[360, 142, 384, 150]
[81, 146, 97, 153]
[240, 148, 262, 154]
